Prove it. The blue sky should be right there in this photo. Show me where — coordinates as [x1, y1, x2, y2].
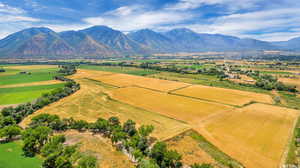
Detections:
[0, 0, 299, 41]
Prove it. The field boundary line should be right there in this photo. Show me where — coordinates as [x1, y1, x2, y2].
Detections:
[280, 114, 300, 167]
[167, 84, 194, 93]
[83, 78, 121, 88]
[169, 92, 240, 108]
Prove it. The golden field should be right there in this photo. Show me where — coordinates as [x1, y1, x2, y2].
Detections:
[110, 86, 234, 124]
[200, 103, 299, 168]
[173, 85, 273, 106]
[21, 77, 190, 140]
[19, 69, 300, 168]
[166, 133, 216, 166]
[86, 71, 190, 92]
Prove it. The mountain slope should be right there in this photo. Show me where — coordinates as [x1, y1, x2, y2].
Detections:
[272, 37, 300, 51]
[0, 27, 74, 58]
[128, 29, 174, 52]
[60, 31, 119, 57]
[80, 26, 149, 55]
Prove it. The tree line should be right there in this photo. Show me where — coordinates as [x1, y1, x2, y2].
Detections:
[1, 112, 213, 168]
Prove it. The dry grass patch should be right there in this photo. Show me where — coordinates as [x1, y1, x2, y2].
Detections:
[21, 78, 190, 140]
[87, 71, 190, 92]
[5, 65, 57, 70]
[63, 130, 134, 168]
[110, 86, 233, 125]
[200, 103, 299, 168]
[0, 80, 63, 89]
[279, 77, 300, 90]
[173, 85, 273, 106]
[166, 132, 216, 166]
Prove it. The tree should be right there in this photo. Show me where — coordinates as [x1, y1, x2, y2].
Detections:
[139, 125, 154, 137]
[0, 125, 22, 141]
[150, 142, 167, 166]
[71, 120, 89, 131]
[164, 150, 182, 168]
[77, 155, 98, 168]
[22, 126, 52, 156]
[138, 159, 160, 168]
[91, 118, 109, 134]
[108, 117, 120, 127]
[123, 119, 137, 136]
[41, 135, 66, 157]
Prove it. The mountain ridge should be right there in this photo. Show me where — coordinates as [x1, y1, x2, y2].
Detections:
[0, 25, 298, 58]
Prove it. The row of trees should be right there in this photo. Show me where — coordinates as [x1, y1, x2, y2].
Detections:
[253, 74, 297, 92]
[18, 113, 213, 168]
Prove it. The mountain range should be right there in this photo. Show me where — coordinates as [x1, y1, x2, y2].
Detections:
[0, 25, 298, 58]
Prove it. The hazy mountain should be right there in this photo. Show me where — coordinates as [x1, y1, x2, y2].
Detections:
[128, 29, 174, 52]
[272, 37, 300, 51]
[0, 26, 298, 59]
[60, 31, 118, 57]
[80, 26, 149, 55]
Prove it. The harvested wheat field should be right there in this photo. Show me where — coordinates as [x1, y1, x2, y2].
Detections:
[87, 71, 190, 92]
[0, 80, 63, 88]
[200, 103, 299, 168]
[21, 78, 190, 140]
[63, 130, 134, 168]
[110, 86, 234, 125]
[73, 69, 115, 79]
[173, 85, 273, 106]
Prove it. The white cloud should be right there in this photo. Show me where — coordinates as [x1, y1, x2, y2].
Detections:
[0, 15, 40, 22]
[83, 5, 193, 31]
[0, 2, 25, 14]
[166, 0, 259, 11]
[170, 8, 300, 41]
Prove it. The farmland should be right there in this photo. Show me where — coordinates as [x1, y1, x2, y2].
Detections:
[0, 83, 65, 105]
[20, 77, 190, 140]
[0, 141, 42, 168]
[3, 62, 300, 168]
[0, 65, 65, 105]
[201, 103, 299, 168]
[172, 85, 273, 106]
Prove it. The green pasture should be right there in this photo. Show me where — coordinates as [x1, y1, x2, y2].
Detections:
[0, 141, 42, 168]
[0, 83, 65, 105]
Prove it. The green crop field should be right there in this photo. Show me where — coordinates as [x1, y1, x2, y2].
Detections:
[0, 141, 42, 168]
[79, 65, 158, 76]
[0, 68, 59, 86]
[0, 83, 65, 105]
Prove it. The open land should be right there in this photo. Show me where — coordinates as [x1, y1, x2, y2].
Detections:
[63, 130, 135, 168]
[16, 65, 300, 168]
[0, 141, 42, 168]
[172, 85, 273, 106]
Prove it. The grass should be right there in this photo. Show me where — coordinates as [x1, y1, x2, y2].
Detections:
[0, 83, 65, 105]
[260, 71, 293, 75]
[285, 117, 300, 165]
[0, 141, 42, 168]
[0, 68, 59, 86]
[279, 91, 300, 110]
[79, 65, 158, 76]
